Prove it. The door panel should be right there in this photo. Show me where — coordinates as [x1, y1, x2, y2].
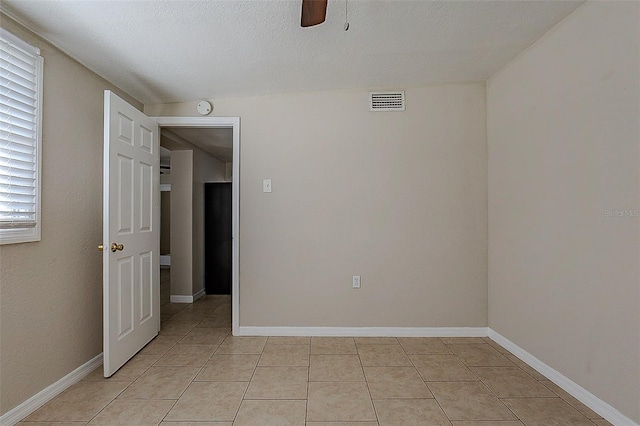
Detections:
[117, 256, 134, 338]
[117, 154, 134, 233]
[140, 251, 153, 322]
[104, 90, 160, 377]
[140, 162, 153, 231]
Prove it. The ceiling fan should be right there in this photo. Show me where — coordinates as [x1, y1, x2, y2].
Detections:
[301, 0, 328, 27]
[301, 0, 350, 30]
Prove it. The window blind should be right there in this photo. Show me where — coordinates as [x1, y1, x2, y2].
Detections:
[0, 28, 42, 230]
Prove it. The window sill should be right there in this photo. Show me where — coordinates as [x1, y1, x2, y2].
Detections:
[0, 227, 41, 245]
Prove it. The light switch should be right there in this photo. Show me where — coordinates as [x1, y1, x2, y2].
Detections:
[263, 179, 272, 193]
[352, 275, 361, 289]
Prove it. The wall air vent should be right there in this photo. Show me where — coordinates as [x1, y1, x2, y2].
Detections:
[369, 91, 405, 111]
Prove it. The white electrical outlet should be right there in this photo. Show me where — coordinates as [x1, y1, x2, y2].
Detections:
[263, 179, 272, 193]
[352, 275, 361, 289]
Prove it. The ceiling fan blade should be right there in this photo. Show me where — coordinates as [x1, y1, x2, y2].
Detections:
[301, 0, 327, 27]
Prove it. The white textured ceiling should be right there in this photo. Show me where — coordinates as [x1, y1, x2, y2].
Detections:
[2, 0, 583, 105]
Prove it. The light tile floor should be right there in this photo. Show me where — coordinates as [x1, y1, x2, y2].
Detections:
[19, 294, 612, 425]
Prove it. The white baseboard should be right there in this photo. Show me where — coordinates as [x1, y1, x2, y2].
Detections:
[170, 289, 206, 304]
[238, 326, 489, 337]
[193, 288, 205, 302]
[0, 353, 103, 426]
[488, 329, 638, 426]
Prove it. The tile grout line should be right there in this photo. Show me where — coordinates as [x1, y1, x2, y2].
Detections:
[158, 300, 222, 425]
[433, 339, 503, 423]
[442, 339, 529, 424]
[418, 337, 456, 424]
[448, 343, 590, 424]
[157, 296, 228, 424]
[473, 341, 598, 424]
[306, 338, 311, 425]
[357, 338, 380, 425]
[231, 337, 267, 424]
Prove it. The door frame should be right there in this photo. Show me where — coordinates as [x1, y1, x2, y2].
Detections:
[153, 116, 240, 336]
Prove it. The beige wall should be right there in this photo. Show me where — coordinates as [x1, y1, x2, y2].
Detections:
[0, 15, 141, 415]
[487, 2, 640, 422]
[169, 150, 193, 297]
[146, 83, 488, 327]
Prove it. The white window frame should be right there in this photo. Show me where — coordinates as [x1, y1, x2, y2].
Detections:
[0, 28, 43, 244]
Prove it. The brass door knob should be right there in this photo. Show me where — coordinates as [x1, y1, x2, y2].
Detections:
[98, 244, 104, 251]
[110, 243, 124, 252]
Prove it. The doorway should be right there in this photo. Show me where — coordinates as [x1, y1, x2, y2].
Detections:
[154, 116, 240, 336]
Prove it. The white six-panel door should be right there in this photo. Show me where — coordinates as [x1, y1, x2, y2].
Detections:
[103, 90, 160, 377]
